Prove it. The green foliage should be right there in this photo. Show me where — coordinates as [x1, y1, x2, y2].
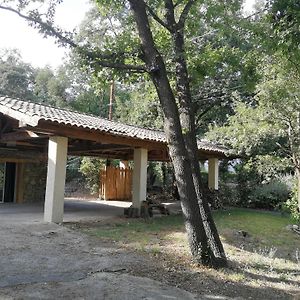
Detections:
[66, 157, 82, 182]
[34, 66, 69, 107]
[0, 49, 35, 99]
[285, 197, 300, 223]
[269, 0, 300, 61]
[114, 81, 163, 129]
[248, 179, 291, 210]
[284, 183, 300, 223]
[218, 159, 293, 210]
[206, 100, 282, 157]
[79, 157, 105, 195]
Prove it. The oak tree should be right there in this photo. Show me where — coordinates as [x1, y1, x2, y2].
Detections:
[0, 0, 228, 267]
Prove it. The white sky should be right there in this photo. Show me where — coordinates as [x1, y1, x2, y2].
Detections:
[0, 0, 91, 69]
[0, 0, 256, 69]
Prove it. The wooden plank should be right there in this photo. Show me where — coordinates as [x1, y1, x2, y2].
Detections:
[99, 166, 133, 201]
[0, 130, 42, 142]
[15, 163, 24, 203]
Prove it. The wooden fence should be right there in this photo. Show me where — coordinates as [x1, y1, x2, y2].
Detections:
[99, 166, 132, 200]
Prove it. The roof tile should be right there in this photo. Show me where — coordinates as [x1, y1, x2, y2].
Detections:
[0, 96, 227, 154]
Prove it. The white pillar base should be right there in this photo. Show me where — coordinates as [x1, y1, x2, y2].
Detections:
[44, 136, 68, 223]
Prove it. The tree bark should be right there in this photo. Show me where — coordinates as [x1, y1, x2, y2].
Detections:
[129, 0, 226, 267]
[296, 168, 300, 213]
[170, 26, 227, 267]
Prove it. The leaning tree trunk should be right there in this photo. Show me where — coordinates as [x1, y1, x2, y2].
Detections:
[296, 168, 300, 214]
[171, 27, 227, 267]
[129, 0, 225, 267]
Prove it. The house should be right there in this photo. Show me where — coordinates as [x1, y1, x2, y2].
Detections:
[0, 96, 229, 222]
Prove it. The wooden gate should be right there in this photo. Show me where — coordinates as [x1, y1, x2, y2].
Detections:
[99, 166, 132, 200]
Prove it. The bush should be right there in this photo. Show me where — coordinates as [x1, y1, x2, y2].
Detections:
[248, 179, 291, 209]
[284, 197, 300, 223]
[79, 157, 105, 195]
[66, 157, 82, 182]
[283, 181, 300, 223]
[219, 181, 240, 206]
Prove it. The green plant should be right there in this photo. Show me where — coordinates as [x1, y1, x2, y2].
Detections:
[248, 179, 291, 209]
[66, 157, 82, 182]
[284, 191, 300, 224]
[79, 157, 105, 195]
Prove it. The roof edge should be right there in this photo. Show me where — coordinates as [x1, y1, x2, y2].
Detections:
[0, 103, 40, 127]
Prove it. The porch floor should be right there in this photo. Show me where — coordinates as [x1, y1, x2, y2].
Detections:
[0, 198, 132, 224]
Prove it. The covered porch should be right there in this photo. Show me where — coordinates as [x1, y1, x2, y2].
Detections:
[0, 97, 228, 223]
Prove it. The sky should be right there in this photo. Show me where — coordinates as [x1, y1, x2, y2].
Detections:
[0, 0, 256, 69]
[0, 0, 91, 69]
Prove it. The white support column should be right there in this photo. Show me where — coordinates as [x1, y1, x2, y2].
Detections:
[44, 136, 68, 223]
[208, 158, 219, 190]
[132, 148, 148, 210]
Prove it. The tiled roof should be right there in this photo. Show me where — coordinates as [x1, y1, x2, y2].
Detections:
[0, 96, 227, 155]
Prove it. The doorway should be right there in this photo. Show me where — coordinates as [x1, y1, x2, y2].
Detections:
[0, 162, 16, 203]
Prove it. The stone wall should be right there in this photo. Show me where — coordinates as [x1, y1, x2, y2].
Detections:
[23, 162, 47, 203]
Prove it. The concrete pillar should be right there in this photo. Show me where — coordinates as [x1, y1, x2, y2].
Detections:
[44, 136, 68, 223]
[208, 158, 219, 190]
[132, 148, 148, 209]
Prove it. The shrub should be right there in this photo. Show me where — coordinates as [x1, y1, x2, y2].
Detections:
[66, 157, 82, 182]
[248, 179, 291, 209]
[219, 181, 240, 206]
[79, 157, 106, 195]
[284, 197, 300, 223]
[283, 181, 300, 223]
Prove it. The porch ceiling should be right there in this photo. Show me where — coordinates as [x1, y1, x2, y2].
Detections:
[0, 97, 229, 161]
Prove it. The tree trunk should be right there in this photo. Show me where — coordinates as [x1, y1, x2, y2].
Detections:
[129, 0, 225, 267]
[296, 169, 300, 213]
[171, 27, 227, 267]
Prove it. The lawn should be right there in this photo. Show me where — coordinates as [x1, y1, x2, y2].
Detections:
[81, 208, 298, 258]
[73, 208, 300, 299]
[214, 208, 299, 256]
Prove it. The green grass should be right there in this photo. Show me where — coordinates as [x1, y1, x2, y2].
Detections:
[82, 208, 299, 259]
[83, 215, 184, 246]
[213, 208, 297, 248]
[77, 208, 300, 295]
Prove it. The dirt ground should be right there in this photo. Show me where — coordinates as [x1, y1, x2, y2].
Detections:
[70, 218, 300, 300]
[0, 200, 299, 300]
[0, 222, 200, 300]
[0, 221, 298, 300]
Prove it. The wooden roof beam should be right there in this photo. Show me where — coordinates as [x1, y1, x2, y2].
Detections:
[0, 130, 48, 142]
[37, 121, 167, 151]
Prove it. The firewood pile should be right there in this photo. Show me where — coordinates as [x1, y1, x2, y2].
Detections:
[124, 191, 174, 218]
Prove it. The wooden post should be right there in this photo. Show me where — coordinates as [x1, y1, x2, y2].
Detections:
[15, 163, 24, 203]
[109, 80, 115, 121]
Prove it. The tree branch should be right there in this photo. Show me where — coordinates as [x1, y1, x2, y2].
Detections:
[164, 0, 177, 32]
[0, 5, 147, 73]
[178, 0, 197, 29]
[83, 49, 146, 72]
[174, 0, 185, 8]
[0, 4, 77, 47]
[144, 3, 171, 31]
